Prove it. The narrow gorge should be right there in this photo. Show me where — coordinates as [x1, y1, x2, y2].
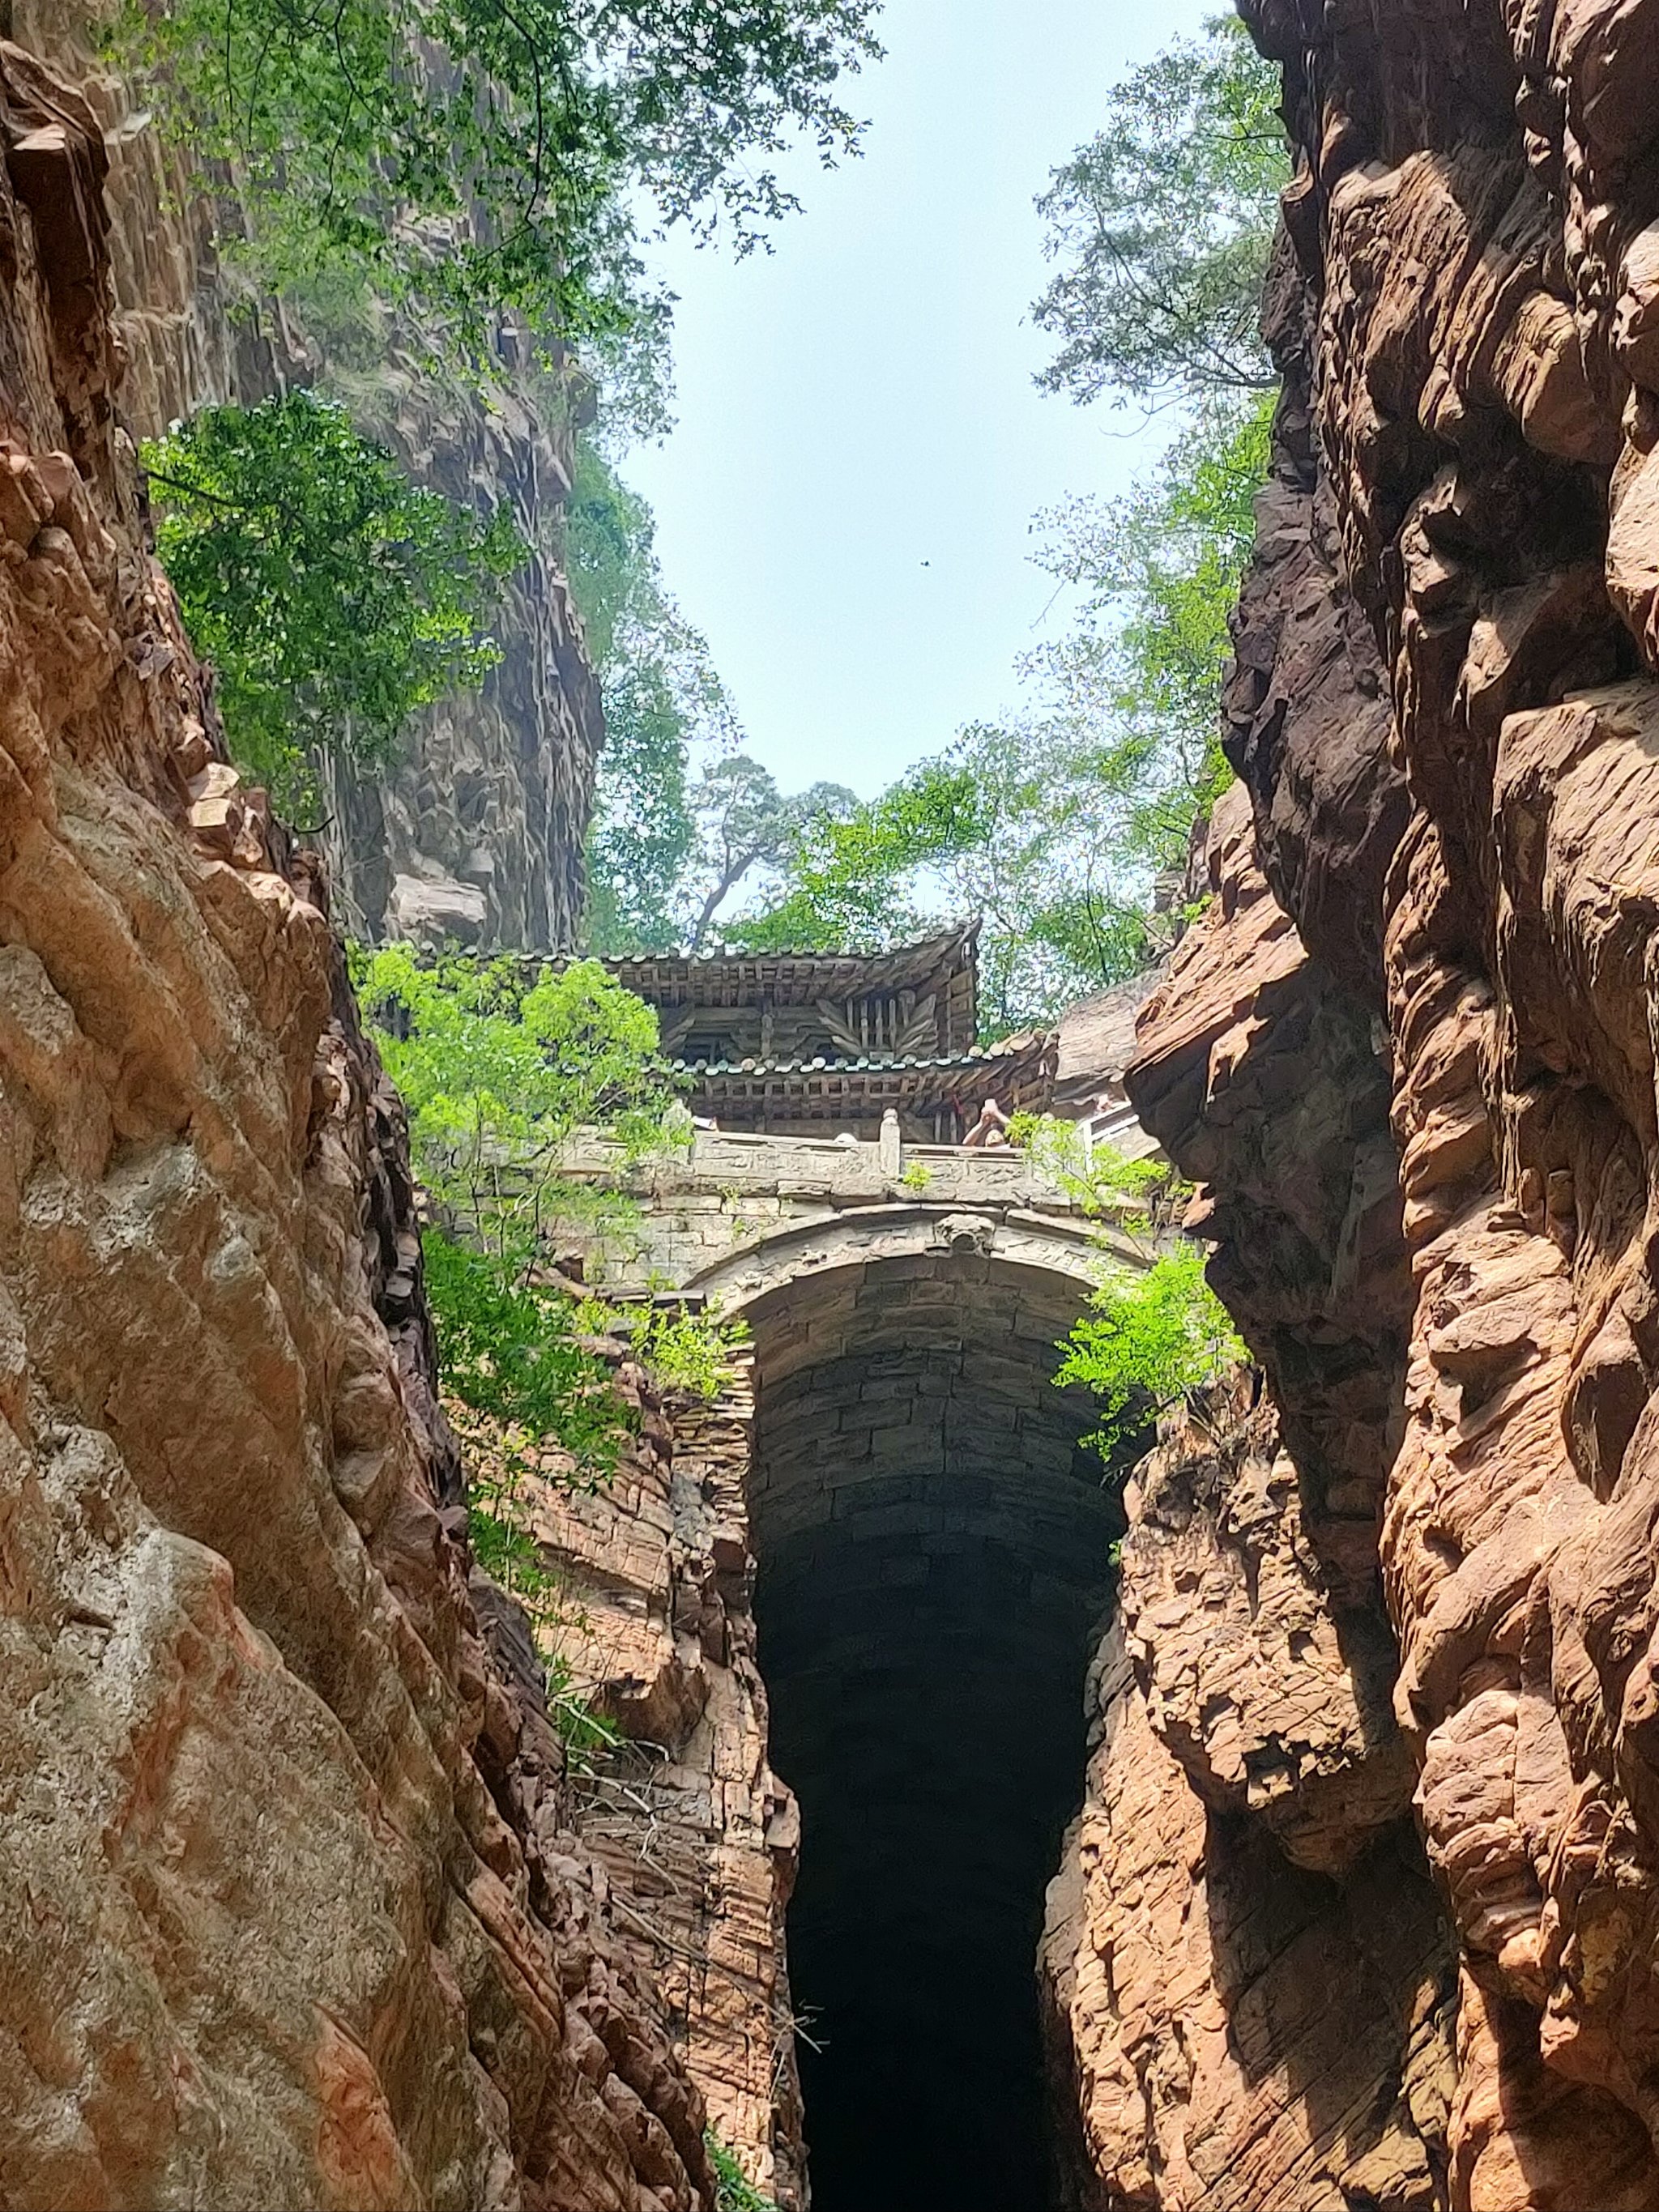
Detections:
[14, 1, 1659, 2209]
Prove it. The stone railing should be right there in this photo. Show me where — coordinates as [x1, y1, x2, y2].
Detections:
[557, 1118, 1167, 1302]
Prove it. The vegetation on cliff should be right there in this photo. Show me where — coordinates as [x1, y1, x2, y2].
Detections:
[357, 948, 743, 1664]
[1056, 1246, 1247, 1455]
[1004, 1114, 1247, 1452]
[143, 392, 527, 812]
[1031, 18, 1285, 414]
[706, 2129, 784, 2212]
[132, 0, 882, 820]
[117, 0, 882, 369]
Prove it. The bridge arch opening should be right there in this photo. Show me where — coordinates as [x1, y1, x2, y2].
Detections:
[736, 1250, 1121, 2212]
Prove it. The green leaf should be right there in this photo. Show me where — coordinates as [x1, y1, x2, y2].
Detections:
[143, 392, 526, 814]
[112, 0, 883, 373]
[1056, 1244, 1247, 1455]
[706, 2131, 783, 2212]
[1033, 17, 1290, 410]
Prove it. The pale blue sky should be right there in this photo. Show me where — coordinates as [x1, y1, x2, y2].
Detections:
[623, 0, 1217, 800]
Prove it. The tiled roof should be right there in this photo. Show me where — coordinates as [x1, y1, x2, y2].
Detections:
[590, 924, 982, 1010]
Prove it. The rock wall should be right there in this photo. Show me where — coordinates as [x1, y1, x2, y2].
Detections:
[470, 1356, 808, 2210]
[0, 49, 719, 2208]
[1073, 0, 1659, 2202]
[13, 0, 603, 953]
[1042, 801, 1456, 2210]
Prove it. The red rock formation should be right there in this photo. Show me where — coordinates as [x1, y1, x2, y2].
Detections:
[1043, 812, 1455, 2210]
[465, 1355, 808, 2210]
[1043, 1601, 1452, 2212]
[0, 47, 718, 2208]
[1098, 0, 1659, 2201]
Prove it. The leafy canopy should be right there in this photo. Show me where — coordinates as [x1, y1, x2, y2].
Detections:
[143, 391, 525, 811]
[1034, 15, 1287, 411]
[1017, 388, 1275, 872]
[1056, 1245, 1247, 1455]
[360, 948, 745, 1657]
[361, 945, 676, 1272]
[724, 760, 988, 956]
[682, 754, 858, 949]
[118, 0, 884, 366]
[360, 948, 674, 1567]
[719, 396, 1271, 1029]
[567, 439, 740, 952]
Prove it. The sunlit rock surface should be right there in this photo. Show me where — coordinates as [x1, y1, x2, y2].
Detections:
[1042, 834, 1452, 2210]
[1062, 0, 1659, 2201]
[0, 51, 716, 2207]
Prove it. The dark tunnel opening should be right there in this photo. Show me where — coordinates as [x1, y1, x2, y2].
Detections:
[745, 1252, 1119, 2212]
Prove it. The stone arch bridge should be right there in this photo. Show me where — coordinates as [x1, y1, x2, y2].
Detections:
[559, 1119, 1162, 2210]
[566, 1117, 1154, 1312]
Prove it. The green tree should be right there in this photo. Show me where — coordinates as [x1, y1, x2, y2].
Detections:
[684, 755, 858, 948]
[119, 0, 884, 371]
[143, 391, 526, 813]
[726, 759, 986, 955]
[723, 400, 1270, 1031]
[721, 21, 1286, 1025]
[723, 740, 1147, 1029]
[1034, 16, 1287, 411]
[1018, 389, 1276, 871]
[358, 948, 744, 1648]
[1056, 1244, 1246, 1455]
[565, 439, 739, 951]
[359, 948, 672, 1608]
[361, 946, 676, 1276]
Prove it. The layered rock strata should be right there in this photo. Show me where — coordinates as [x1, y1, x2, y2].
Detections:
[1043, 1539, 1452, 2212]
[0, 52, 716, 2207]
[13, 0, 603, 952]
[1043, 807, 1456, 2210]
[494, 1355, 807, 2211]
[1096, 0, 1659, 2200]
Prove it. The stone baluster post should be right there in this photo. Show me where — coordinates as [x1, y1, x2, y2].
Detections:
[879, 1107, 902, 1182]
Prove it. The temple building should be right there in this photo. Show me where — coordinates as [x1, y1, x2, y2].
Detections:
[599, 925, 1056, 1143]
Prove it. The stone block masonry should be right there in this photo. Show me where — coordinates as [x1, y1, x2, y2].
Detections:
[736, 1251, 1121, 2212]
[561, 1123, 1141, 1314]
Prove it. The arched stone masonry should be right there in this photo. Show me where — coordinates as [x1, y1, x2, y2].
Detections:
[553, 1132, 1155, 2208]
[739, 1251, 1121, 2212]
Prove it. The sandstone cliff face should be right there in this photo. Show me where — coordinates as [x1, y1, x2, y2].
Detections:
[1043, 802, 1456, 2210]
[13, 0, 603, 953]
[1102, 0, 1659, 2201]
[461, 1356, 808, 2210]
[0, 51, 716, 2208]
